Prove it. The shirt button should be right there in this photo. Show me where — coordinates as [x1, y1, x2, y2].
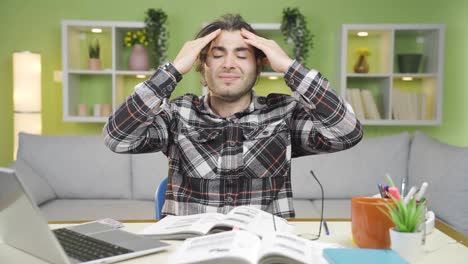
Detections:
[226, 196, 234, 203]
[229, 141, 236, 147]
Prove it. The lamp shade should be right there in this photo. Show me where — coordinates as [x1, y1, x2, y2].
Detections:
[13, 51, 41, 112]
[13, 51, 41, 159]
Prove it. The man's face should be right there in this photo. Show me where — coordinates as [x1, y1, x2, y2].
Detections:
[203, 30, 259, 102]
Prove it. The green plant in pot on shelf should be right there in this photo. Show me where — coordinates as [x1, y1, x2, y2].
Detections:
[88, 38, 101, 70]
[280, 7, 313, 64]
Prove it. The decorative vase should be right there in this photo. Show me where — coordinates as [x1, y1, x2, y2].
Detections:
[129, 44, 149, 71]
[354, 55, 369, 73]
[397, 53, 422, 73]
[389, 228, 422, 262]
[88, 58, 101, 70]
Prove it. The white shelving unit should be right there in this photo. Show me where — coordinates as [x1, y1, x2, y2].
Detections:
[62, 20, 153, 122]
[62, 21, 291, 121]
[339, 24, 445, 126]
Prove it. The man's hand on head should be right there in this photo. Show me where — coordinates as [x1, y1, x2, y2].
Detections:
[172, 29, 221, 75]
[240, 28, 294, 74]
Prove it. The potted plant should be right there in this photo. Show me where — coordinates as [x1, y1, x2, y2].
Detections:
[381, 193, 426, 262]
[124, 28, 150, 71]
[280, 7, 313, 63]
[144, 8, 168, 68]
[88, 38, 101, 70]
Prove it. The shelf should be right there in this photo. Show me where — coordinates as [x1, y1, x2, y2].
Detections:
[340, 24, 444, 125]
[62, 20, 151, 122]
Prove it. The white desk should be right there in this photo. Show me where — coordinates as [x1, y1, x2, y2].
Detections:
[1, 220, 466, 263]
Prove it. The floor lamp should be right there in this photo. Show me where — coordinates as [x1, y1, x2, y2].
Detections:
[13, 51, 42, 159]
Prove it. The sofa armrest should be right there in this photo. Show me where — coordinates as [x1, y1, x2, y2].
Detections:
[409, 132, 468, 236]
[10, 159, 56, 205]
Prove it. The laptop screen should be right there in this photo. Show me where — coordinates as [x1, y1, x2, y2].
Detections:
[0, 167, 69, 263]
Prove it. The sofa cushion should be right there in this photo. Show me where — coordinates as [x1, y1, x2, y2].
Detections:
[10, 159, 56, 205]
[17, 133, 132, 199]
[409, 132, 468, 235]
[291, 132, 410, 199]
[131, 153, 169, 200]
[40, 199, 155, 221]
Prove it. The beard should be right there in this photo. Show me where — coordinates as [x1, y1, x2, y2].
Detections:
[205, 72, 257, 102]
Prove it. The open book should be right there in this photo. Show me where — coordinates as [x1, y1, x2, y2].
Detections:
[167, 230, 338, 264]
[139, 206, 292, 239]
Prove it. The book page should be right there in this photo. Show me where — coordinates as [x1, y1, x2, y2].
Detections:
[258, 232, 340, 264]
[211, 206, 293, 237]
[139, 213, 224, 239]
[167, 230, 261, 264]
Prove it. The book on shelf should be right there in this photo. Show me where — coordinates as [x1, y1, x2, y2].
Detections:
[360, 89, 381, 120]
[346, 88, 365, 120]
[392, 88, 429, 121]
[168, 230, 340, 264]
[139, 206, 292, 240]
[346, 88, 381, 120]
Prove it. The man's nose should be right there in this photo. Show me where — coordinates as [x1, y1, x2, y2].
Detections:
[222, 54, 236, 68]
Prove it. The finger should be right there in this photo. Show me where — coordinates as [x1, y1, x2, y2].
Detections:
[198, 29, 221, 46]
[240, 28, 266, 42]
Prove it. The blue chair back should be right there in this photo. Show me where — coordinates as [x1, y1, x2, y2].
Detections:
[155, 177, 168, 220]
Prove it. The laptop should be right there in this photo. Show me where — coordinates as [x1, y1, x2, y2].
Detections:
[0, 167, 170, 264]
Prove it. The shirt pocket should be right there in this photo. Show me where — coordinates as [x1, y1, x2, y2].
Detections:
[176, 125, 222, 179]
[242, 120, 291, 179]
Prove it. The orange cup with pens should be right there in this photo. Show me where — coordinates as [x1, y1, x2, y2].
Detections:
[351, 197, 395, 249]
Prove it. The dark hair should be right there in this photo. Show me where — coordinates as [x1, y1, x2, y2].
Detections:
[195, 14, 266, 74]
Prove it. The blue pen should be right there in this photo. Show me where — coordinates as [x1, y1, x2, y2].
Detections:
[323, 221, 330, 236]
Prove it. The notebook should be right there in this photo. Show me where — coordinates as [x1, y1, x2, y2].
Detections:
[0, 167, 170, 264]
[323, 248, 409, 264]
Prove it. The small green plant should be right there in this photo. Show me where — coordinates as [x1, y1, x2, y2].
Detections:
[88, 38, 100, 59]
[381, 196, 425, 233]
[281, 7, 313, 63]
[144, 8, 168, 67]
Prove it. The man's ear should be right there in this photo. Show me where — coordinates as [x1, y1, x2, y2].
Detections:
[256, 58, 263, 76]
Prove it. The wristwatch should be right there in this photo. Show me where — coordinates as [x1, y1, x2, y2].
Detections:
[162, 62, 182, 82]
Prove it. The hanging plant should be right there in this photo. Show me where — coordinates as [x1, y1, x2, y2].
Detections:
[144, 8, 168, 68]
[280, 7, 313, 63]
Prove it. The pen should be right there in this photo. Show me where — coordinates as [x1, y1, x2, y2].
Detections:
[415, 182, 428, 201]
[377, 184, 385, 198]
[388, 187, 401, 201]
[400, 178, 407, 197]
[403, 186, 417, 204]
[323, 221, 330, 236]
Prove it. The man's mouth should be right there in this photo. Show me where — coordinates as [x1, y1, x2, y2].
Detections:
[219, 74, 241, 81]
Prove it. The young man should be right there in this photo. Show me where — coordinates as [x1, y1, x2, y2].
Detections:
[103, 14, 362, 218]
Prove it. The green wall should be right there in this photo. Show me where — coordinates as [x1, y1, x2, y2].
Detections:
[1, 0, 468, 166]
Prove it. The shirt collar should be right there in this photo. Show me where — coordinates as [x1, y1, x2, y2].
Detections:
[198, 90, 267, 118]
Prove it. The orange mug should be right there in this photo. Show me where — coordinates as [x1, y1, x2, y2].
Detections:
[351, 196, 395, 249]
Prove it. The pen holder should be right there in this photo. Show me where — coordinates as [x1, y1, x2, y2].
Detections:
[351, 197, 395, 249]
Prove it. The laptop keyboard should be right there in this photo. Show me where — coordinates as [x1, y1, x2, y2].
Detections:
[53, 228, 134, 262]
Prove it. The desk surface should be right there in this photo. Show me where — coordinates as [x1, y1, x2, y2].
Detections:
[1, 220, 466, 264]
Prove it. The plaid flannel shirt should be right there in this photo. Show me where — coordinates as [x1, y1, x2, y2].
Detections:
[103, 61, 362, 218]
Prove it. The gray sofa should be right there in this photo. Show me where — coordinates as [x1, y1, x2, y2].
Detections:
[11, 132, 467, 235]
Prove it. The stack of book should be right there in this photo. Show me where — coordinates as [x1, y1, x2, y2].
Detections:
[346, 88, 381, 120]
[391, 89, 429, 121]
